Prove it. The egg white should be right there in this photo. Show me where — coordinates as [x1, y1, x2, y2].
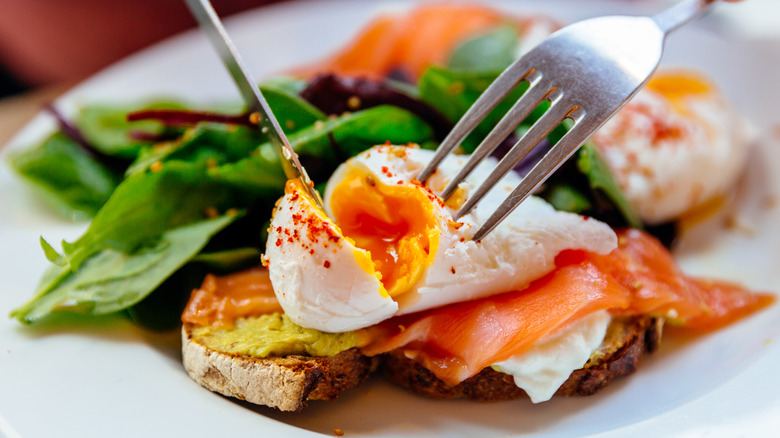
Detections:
[265, 145, 617, 333]
[512, 16, 749, 225]
[591, 79, 751, 224]
[265, 183, 398, 333]
[492, 310, 610, 403]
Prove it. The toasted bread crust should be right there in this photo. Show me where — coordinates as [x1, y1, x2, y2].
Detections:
[181, 323, 377, 411]
[182, 316, 662, 409]
[557, 315, 663, 396]
[379, 316, 663, 401]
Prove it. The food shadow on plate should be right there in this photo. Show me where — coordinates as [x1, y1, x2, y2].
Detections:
[138, 326, 184, 364]
[12, 311, 184, 365]
[233, 373, 655, 437]
[12, 311, 138, 341]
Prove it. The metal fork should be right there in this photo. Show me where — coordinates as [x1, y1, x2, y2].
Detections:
[417, 0, 719, 241]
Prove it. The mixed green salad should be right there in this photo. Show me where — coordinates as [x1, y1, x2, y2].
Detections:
[8, 25, 641, 330]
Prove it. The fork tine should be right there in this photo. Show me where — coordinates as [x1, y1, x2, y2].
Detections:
[453, 96, 574, 221]
[471, 112, 590, 241]
[439, 73, 554, 200]
[416, 60, 537, 183]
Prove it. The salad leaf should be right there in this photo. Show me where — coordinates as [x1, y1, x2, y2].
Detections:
[294, 104, 434, 158]
[418, 66, 547, 152]
[448, 25, 518, 73]
[132, 88, 324, 172]
[11, 89, 345, 325]
[545, 183, 592, 213]
[193, 247, 263, 272]
[125, 262, 208, 331]
[58, 160, 241, 275]
[576, 143, 643, 229]
[260, 86, 326, 132]
[126, 124, 265, 175]
[11, 213, 238, 324]
[206, 147, 286, 201]
[300, 74, 451, 139]
[210, 105, 435, 194]
[127, 87, 325, 175]
[77, 102, 187, 159]
[260, 76, 309, 95]
[9, 132, 120, 219]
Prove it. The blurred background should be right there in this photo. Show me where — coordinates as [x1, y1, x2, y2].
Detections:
[0, 0, 286, 144]
[0, 0, 288, 96]
[0, 0, 776, 145]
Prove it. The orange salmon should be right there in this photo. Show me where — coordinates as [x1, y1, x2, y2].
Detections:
[362, 229, 774, 385]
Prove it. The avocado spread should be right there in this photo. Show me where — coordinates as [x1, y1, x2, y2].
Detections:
[190, 312, 361, 357]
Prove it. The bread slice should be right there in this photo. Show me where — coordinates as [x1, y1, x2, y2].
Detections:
[379, 316, 663, 401]
[182, 316, 662, 410]
[182, 323, 378, 411]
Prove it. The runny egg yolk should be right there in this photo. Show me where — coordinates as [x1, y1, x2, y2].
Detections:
[329, 168, 439, 298]
[646, 71, 712, 114]
[282, 178, 391, 298]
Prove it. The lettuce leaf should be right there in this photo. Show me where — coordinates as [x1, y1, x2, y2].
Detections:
[448, 25, 518, 73]
[418, 66, 547, 152]
[11, 213, 238, 324]
[210, 105, 435, 195]
[576, 143, 643, 228]
[77, 101, 187, 159]
[9, 132, 120, 219]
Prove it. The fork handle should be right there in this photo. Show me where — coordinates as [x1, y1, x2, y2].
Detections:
[653, 0, 717, 34]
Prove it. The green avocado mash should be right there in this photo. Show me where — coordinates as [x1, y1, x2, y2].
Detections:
[190, 312, 361, 358]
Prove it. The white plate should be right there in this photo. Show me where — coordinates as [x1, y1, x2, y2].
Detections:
[2, 1, 779, 437]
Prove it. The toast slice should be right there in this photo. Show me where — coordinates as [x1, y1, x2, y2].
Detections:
[182, 323, 378, 411]
[182, 316, 662, 410]
[379, 316, 663, 401]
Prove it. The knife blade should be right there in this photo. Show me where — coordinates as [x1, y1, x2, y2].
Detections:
[185, 0, 326, 210]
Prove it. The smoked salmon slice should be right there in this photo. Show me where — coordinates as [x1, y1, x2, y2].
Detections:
[293, 4, 508, 80]
[182, 267, 281, 328]
[362, 229, 774, 385]
[361, 260, 632, 385]
[586, 229, 775, 330]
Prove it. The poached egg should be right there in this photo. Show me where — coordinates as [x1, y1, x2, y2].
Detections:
[592, 71, 752, 224]
[264, 145, 617, 333]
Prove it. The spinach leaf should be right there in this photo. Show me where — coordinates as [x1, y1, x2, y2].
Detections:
[259, 86, 326, 133]
[126, 124, 265, 175]
[576, 143, 643, 228]
[205, 147, 286, 201]
[126, 262, 207, 331]
[126, 87, 325, 175]
[10, 85, 432, 327]
[545, 183, 592, 213]
[294, 104, 434, 158]
[77, 102, 186, 159]
[59, 160, 240, 274]
[9, 132, 120, 219]
[260, 76, 309, 95]
[448, 25, 518, 73]
[534, 140, 642, 229]
[418, 66, 546, 152]
[299, 74, 451, 139]
[210, 105, 434, 195]
[193, 247, 263, 272]
[11, 213, 237, 324]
